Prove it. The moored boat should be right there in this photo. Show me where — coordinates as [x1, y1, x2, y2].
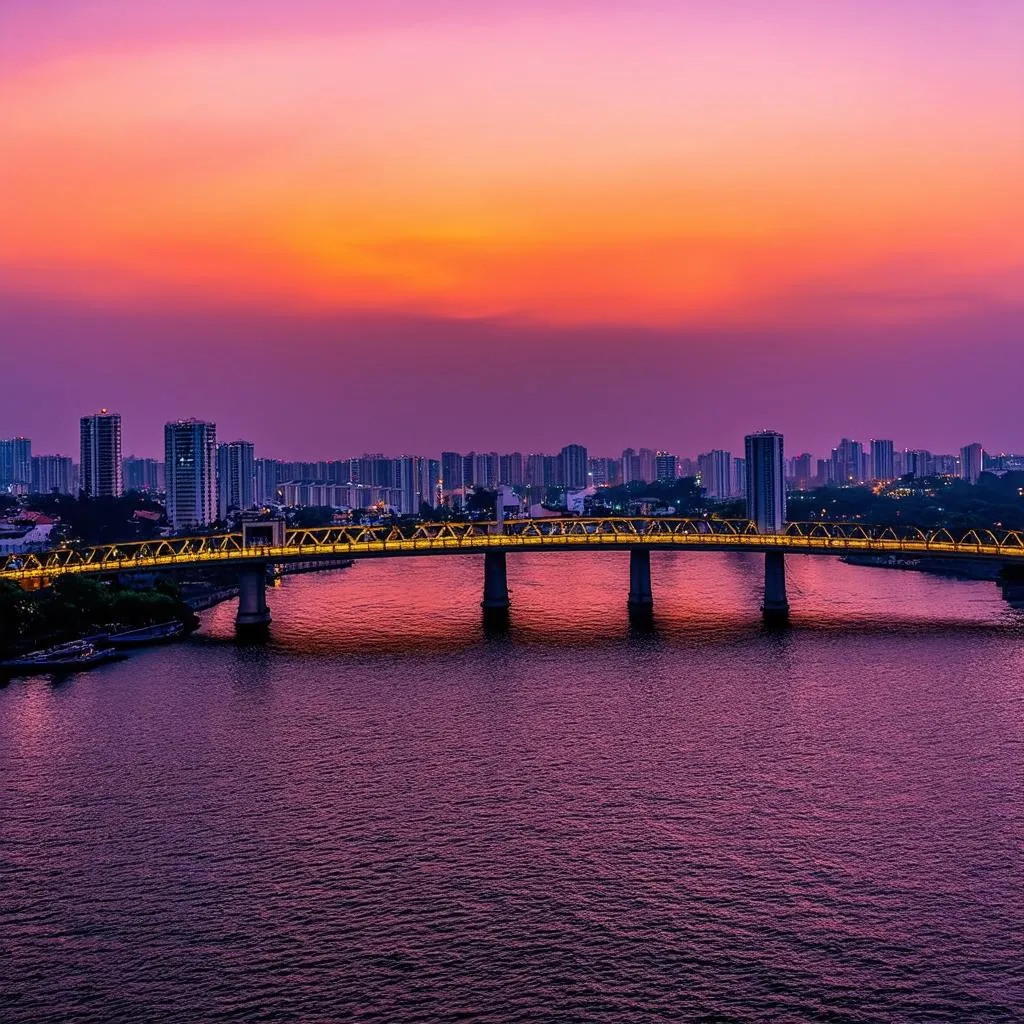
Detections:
[107, 620, 186, 648]
[0, 643, 123, 674]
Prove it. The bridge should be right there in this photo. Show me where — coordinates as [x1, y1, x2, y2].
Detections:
[3, 517, 1024, 628]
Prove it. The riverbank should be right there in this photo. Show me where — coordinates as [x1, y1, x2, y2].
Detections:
[0, 559, 357, 659]
[0, 576, 198, 661]
[842, 554, 1004, 581]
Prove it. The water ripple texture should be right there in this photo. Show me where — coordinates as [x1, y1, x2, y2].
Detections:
[2, 552, 1023, 1022]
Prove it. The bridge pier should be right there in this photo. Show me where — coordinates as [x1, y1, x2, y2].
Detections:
[762, 550, 789, 622]
[236, 565, 272, 632]
[481, 551, 510, 618]
[627, 548, 654, 611]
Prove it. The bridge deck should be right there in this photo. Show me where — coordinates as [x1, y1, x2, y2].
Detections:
[3, 518, 1023, 584]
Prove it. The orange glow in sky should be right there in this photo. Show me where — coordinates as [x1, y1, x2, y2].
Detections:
[2, 4, 1022, 326]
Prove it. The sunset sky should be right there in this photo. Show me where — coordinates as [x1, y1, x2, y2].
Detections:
[2, 0, 1022, 458]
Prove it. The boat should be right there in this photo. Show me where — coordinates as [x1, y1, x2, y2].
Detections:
[0, 643, 123, 675]
[106, 620, 186, 648]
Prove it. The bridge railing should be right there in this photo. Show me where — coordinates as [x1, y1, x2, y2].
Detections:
[2, 518, 1023, 581]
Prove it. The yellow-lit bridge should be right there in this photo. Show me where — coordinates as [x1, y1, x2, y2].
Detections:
[4, 517, 1024, 627]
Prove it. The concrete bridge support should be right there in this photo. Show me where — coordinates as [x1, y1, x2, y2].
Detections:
[236, 565, 272, 631]
[627, 548, 654, 611]
[762, 550, 789, 621]
[481, 551, 510, 615]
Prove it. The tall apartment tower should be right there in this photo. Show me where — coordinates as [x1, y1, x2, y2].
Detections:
[217, 441, 256, 519]
[0, 437, 32, 491]
[654, 451, 678, 482]
[870, 439, 895, 482]
[745, 430, 786, 533]
[960, 443, 984, 484]
[80, 410, 123, 497]
[831, 438, 864, 486]
[560, 444, 588, 490]
[31, 455, 74, 495]
[621, 448, 643, 485]
[698, 449, 733, 499]
[165, 419, 217, 530]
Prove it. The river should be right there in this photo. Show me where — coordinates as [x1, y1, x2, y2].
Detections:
[2, 551, 1022, 1022]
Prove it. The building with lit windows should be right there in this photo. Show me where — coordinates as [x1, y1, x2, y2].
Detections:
[31, 454, 74, 495]
[80, 411, 123, 497]
[870, 440, 895, 482]
[960, 443, 984, 484]
[654, 451, 677, 482]
[698, 450, 732, 498]
[217, 441, 256, 519]
[560, 444, 588, 490]
[0, 437, 32, 492]
[165, 419, 217, 530]
[745, 431, 785, 532]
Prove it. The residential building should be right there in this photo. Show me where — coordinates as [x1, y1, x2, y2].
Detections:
[31, 454, 74, 495]
[217, 441, 256, 518]
[654, 451, 677, 482]
[698, 449, 732, 498]
[560, 444, 588, 490]
[960, 443, 984, 484]
[123, 456, 163, 492]
[80, 411, 123, 497]
[745, 431, 785, 532]
[164, 419, 217, 530]
[0, 437, 32, 491]
[870, 439, 895, 482]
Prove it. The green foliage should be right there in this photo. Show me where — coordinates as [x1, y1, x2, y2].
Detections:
[0, 580, 30, 650]
[787, 474, 1024, 531]
[27, 493, 166, 544]
[591, 477, 706, 514]
[465, 488, 496, 514]
[0, 576, 193, 657]
[290, 506, 336, 528]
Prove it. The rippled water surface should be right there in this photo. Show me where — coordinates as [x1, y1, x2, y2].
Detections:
[2, 552, 1023, 1022]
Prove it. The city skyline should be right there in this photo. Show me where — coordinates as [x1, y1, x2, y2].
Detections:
[1, 418, 1002, 474]
[1, 1, 1022, 457]
[2, 7, 1021, 1021]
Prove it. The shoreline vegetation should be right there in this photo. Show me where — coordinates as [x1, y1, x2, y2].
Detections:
[0, 576, 198, 660]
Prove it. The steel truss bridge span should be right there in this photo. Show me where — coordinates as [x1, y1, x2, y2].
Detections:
[4, 518, 1024, 584]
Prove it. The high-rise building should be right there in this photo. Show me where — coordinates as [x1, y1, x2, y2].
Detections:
[638, 448, 657, 484]
[420, 458, 441, 509]
[870, 439, 895, 482]
[621, 448, 643, 485]
[0, 437, 32, 491]
[395, 456, 419, 515]
[588, 457, 620, 487]
[122, 456, 162, 492]
[30, 454, 74, 495]
[654, 451, 677, 483]
[732, 457, 747, 498]
[904, 449, 932, 478]
[472, 452, 499, 489]
[254, 458, 282, 505]
[831, 438, 864, 486]
[80, 410, 123, 497]
[217, 441, 256, 518]
[745, 431, 785, 532]
[440, 451, 465, 505]
[960, 443, 984, 484]
[164, 419, 217, 530]
[698, 450, 732, 498]
[788, 452, 813, 490]
[560, 444, 588, 490]
[499, 453, 525, 487]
